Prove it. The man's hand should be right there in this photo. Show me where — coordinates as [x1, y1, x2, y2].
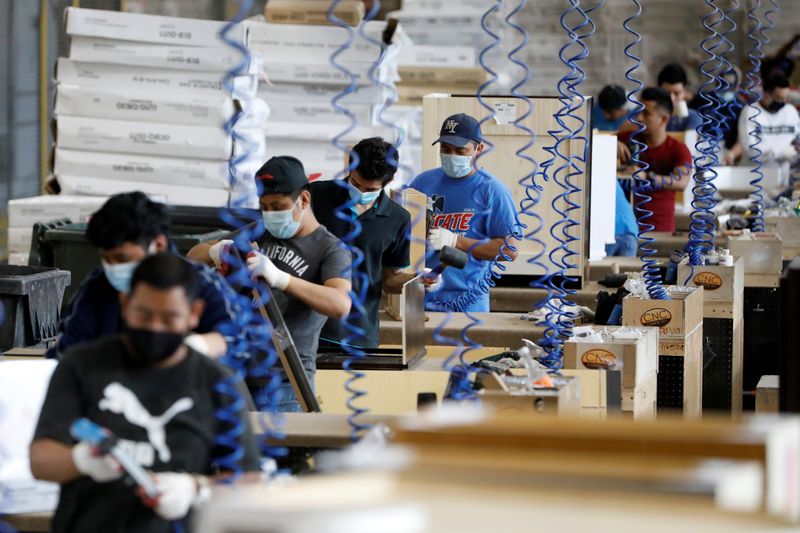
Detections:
[146, 473, 199, 521]
[71, 442, 122, 483]
[208, 240, 234, 269]
[246, 251, 290, 291]
[617, 141, 632, 165]
[422, 268, 443, 293]
[428, 227, 458, 251]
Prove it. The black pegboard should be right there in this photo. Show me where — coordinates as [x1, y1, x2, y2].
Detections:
[703, 318, 733, 412]
[657, 355, 684, 411]
[743, 287, 783, 410]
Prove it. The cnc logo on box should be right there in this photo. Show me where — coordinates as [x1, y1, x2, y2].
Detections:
[641, 308, 672, 327]
[581, 349, 617, 370]
[693, 272, 722, 290]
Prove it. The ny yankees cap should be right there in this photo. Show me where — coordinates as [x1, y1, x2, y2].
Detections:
[433, 113, 482, 148]
[255, 156, 310, 195]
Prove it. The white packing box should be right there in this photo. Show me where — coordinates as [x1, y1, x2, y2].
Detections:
[54, 149, 230, 189]
[69, 36, 258, 74]
[399, 0, 495, 14]
[265, 138, 347, 176]
[261, 60, 382, 86]
[55, 84, 236, 128]
[56, 175, 230, 208]
[386, 11, 484, 28]
[398, 44, 477, 68]
[246, 20, 385, 65]
[55, 116, 233, 161]
[56, 59, 259, 99]
[7, 254, 30, 267]
[264, 120, 397, 144]
[7, 195, 108, 228]
[7, 228, 33, 255]
[65, 7, 247, 47]
[268, 101, 377, 126]
[258, 82, 389, 105]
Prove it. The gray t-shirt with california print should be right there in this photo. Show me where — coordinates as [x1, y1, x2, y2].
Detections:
[257, 225, 350, 377]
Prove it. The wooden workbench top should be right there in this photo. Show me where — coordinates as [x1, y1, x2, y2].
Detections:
[252, 412, 398, 448]
[379, 311, 545, 349]
[490, 282, 604, 312]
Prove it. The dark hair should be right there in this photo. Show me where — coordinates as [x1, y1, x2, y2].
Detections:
[598, 85, 627, 111]
[657, 63, 688, 87]
[349, 137, 399, 185]
[130, 253, 199, 301]
[86, 192, 170, 250]
[641, 87, 674, 115]
[288, 184, 311, 200]
[764, 73, 790, 93]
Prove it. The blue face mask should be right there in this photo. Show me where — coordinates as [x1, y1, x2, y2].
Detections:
[441, 154, 473, 178]
[263, 198, 304, 239]
[102, 260, 139, 293]
[347, 180, 381, 205]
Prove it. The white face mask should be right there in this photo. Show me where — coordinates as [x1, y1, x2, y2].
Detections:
[441, 154, 474, 178]
[102, 242, 158, 293]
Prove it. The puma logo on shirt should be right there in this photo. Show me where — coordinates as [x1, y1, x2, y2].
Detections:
[99, 382, 193, 465]
[263, 244, 309, 277]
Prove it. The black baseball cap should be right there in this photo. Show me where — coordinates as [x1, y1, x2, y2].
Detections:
[433, 113, 482, 148]
[255, 156, 311, 195]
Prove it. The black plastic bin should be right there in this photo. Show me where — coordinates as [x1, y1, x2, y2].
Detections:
[31, 221, 231, 306]
[0, 265, 71, 352]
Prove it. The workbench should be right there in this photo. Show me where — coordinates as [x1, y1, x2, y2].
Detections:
[490, 282, 603, 312]
[379, 311, 545, 349]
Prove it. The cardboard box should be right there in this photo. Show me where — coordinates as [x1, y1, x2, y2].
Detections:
[55, 116, 233, 161]
[396, 85, 478, 105]
[725, 231, 783, 280]
[677, 257, 744, 307]
[621, 286, 704, 340]
[386, 11, 484, 27]
[54, 148, 230, 189]
[65, 7, 246, 47]
[55, 84, 236, 127]
[399, 0, 494, 13]
[56, 58, 258, 98]
[398, 66, 487, 86]
[261, 60, 379, 86]
[267, 101, 377, 126]
[258, 82, 388, 105]
[69, 36, 258, 74]
[246, 20, 385, 65]
[265, 0, 365, 27]
[398, 44, 477, 68]
[8, 195, 107, 228]
[764, 216, 800, 258]
[56, 175, 230, 207]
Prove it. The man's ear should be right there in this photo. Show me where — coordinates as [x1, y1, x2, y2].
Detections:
[153, 234, 169, 253]
[300, 190, 312, 210]
[189, 299, 205, 330]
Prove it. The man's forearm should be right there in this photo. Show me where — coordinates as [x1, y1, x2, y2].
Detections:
[382, 270, 416, 294]
[187, 242, 214, 266]
[30, 439, 82, 484]
[456, 236, 518, 261]
[284, 277, 352, 319]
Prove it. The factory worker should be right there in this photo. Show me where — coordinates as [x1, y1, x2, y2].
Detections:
[657, 63, 703, 133]
[617, 87, 694, 233]
[311, 136, 436, 350]
[48, 192, 233, 360]
[409, 113, 519, 312]
[189, 156, 352, 412]
[31, 254, 259, 533]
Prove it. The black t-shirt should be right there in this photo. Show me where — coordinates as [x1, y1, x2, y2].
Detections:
[33, 335, 260, 533]
[310, 180, 411, 348]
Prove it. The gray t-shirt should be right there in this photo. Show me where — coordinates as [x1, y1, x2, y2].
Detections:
[257, 225, 350, 377]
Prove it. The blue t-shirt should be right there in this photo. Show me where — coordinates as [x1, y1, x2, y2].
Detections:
[592, 103, 627, 132]
[667, 108, 703, 132]
[409, 167, 518, 312]
[615, 179, 638, 238]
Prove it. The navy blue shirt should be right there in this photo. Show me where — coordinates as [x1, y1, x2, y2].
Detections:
[47, 257, 235, 359]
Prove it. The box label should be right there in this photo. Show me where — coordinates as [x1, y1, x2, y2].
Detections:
[640, 308, 672, 328]
[580, 349, 617, 370]
[693, 271, 722, 291]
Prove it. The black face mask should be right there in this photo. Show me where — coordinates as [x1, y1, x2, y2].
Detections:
[125, 327, 185, 365]
[766, 101, 786, 113]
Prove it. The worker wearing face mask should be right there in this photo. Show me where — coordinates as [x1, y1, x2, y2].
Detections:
[190, 156, 352, 412]
[409, 113, 519, 312]
[47, 192, 234, 360]
[731, 73, 800, 180]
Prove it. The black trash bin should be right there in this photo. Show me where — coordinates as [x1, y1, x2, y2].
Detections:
[0, 265, 71, 352]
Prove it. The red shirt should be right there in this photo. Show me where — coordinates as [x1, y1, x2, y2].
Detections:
[618, 133, 693, 232]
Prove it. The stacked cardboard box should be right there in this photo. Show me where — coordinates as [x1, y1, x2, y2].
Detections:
[52, 7, 267, 208]
[6, 195, 108, 265]
[246, 17, 418, 183]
